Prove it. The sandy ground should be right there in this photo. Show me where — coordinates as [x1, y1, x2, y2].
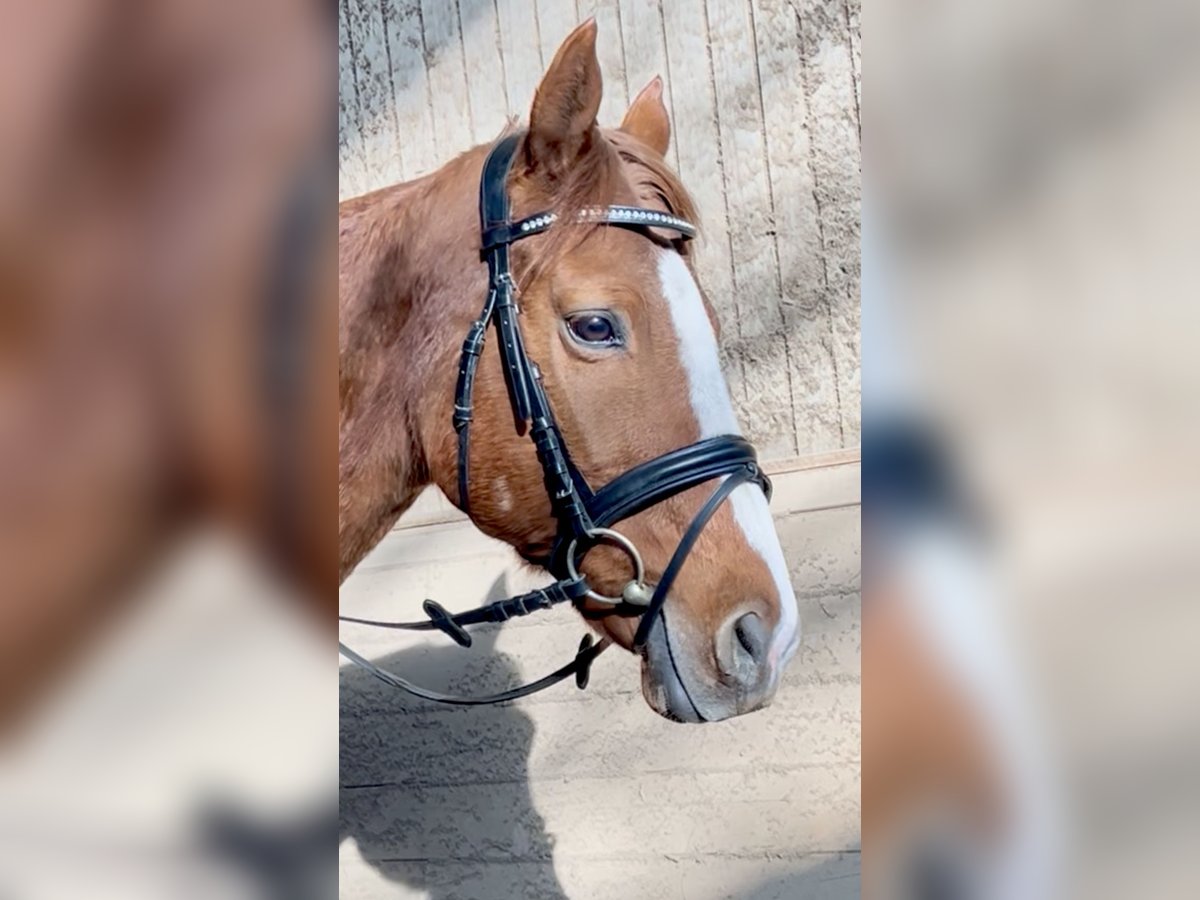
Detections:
[339, 463, 860, 900]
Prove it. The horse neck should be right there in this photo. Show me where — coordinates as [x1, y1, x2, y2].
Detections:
[338, 148, 487, 578]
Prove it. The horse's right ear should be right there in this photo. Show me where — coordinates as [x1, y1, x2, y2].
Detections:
[525, 19, 602, 186]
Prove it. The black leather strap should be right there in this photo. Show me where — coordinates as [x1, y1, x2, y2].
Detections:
[587, 435, 769, 529]
[632, 466, 756, 648]
[453, 298, 494, 513]
[476, 133, 595, 536]
[479, 133, 523, 236]
[339, 575, 590, 644]
[339, 634, 608, 706]
[545, 435, 768, 574]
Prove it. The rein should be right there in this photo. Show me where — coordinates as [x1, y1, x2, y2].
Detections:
[339, 133, 771, 705]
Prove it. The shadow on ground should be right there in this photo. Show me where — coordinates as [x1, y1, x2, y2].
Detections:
[745, 852, 862, 900]
[339, 574, 567, 900]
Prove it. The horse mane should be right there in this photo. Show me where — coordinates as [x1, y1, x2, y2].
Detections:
[605, 128, 698, 226]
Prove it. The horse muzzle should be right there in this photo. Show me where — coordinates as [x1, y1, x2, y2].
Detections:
[639, 606, 777, 723]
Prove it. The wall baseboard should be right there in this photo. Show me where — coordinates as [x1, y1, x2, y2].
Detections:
[392, 448, 861, 532]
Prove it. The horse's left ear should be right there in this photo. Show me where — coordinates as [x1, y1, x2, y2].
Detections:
[620, 77, 671, 157]
[526, 19, 603, 184]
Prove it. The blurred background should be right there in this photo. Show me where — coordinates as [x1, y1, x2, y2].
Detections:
[0, 1, 335, 898]
[867, 0, 1200, 896]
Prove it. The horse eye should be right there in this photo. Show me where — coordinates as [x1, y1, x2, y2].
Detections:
[566, 313, 621, 347]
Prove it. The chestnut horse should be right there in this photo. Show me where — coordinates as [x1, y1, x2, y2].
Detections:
[339, 22, 800, 722]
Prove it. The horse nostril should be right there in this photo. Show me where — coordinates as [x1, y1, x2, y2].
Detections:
[734, 612, 768, 665]
[716, 610, 770, 686]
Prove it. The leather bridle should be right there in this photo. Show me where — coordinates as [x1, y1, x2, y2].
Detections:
[339, 133, 771, 705]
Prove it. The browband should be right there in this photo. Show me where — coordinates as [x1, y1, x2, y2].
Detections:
[477, 135, 698, 245]
[482, 205, 697, 250]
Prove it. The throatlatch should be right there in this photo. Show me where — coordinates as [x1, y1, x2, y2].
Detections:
[339, 132, 770, 705]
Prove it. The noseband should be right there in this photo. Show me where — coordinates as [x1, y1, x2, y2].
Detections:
[340, 133, 771, 705]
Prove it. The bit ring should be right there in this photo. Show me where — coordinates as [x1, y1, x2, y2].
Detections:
[565, 527, 648, 606]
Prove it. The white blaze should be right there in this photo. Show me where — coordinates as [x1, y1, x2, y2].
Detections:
[656, 250, 801, 669]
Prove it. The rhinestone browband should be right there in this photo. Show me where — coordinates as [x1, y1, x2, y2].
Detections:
[483, 204, 696, 251]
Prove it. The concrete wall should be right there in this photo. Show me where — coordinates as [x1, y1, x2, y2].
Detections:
[338, 0, 861, 461]
[340, 458, 861, 899]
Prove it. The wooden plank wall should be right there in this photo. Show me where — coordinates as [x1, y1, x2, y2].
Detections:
[339, 0, 861, 461]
